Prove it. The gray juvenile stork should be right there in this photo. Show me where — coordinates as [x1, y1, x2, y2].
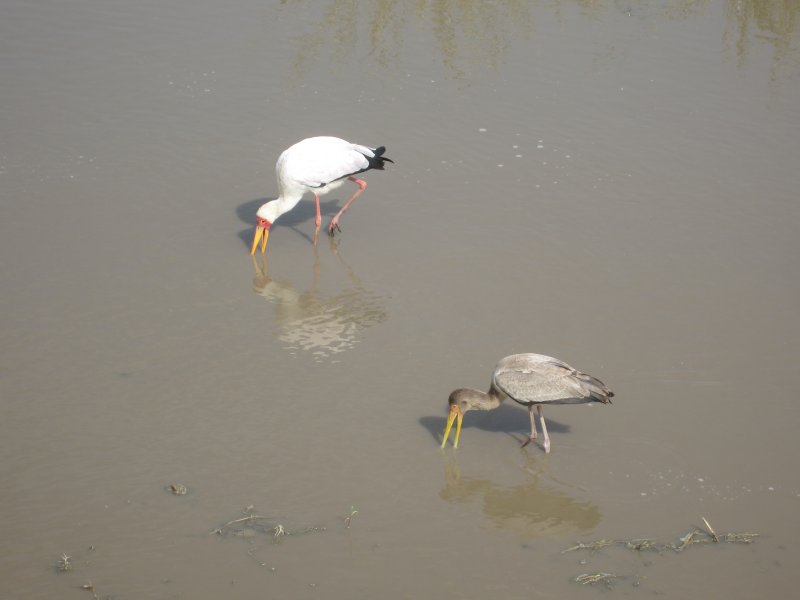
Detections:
[441, 353, 613, 453]
[251, 136, 393, 254]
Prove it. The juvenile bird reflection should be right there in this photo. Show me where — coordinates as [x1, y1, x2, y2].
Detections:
[440, 456, 601, 538]
[251, 240, 388, 361]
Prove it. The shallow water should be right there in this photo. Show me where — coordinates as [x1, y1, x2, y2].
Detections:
[2, 1, 799, 597]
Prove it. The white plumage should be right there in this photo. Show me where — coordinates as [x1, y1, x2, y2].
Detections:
[251, 137, 393, 254]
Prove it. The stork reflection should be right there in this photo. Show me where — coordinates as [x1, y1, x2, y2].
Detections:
[440, 455, 600, 539]
[251, 239, 388, 361]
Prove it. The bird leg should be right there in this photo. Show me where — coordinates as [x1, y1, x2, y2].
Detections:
[328, 177, 367, 235]
[521, 405, 550, 452]
[521, 404, 538, 448]
[313, 193, 322, 245]
[538, 405, 551, 453]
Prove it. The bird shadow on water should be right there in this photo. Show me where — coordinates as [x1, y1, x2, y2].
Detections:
[420, 404, 570, 447]
[237, 196, 347, 249]
[250, 238, 389, 361]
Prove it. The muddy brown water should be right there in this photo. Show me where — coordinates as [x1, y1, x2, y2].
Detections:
[2, 1, 799, 598]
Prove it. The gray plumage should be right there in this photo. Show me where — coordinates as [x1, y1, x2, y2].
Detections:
[492, 353, 613, 407]
[441, 353, 613, 452]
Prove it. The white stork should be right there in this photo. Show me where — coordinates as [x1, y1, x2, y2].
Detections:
[251, 136, 393, 254]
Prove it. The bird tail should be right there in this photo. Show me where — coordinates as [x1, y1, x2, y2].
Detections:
[369, 146, 394, 170]
[577, 372, 614, 404]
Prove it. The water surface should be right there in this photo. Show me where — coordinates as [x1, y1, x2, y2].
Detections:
[2, 1, 799, 597]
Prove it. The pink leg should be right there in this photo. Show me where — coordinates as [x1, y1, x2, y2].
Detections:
[313, 194, 322, 244]
[538, 405, 551, 453]
[520, 404, 538, 448]
[328, 177, 367, 235]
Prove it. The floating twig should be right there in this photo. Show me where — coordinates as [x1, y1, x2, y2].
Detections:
[344, 506, 358, 529]
[674, 529, 704, 552]
[702, 517, 719, 542]
[562, 539, 615, 553]
[575, 572, 618, 587]
[725, 532, 759, 544]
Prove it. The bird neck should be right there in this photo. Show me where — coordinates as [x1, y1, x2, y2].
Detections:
[464, 387, 504, 411]
[486, 385, 505, 409]
[257, 191, 304, 222]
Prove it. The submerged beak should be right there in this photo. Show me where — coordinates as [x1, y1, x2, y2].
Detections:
[440, 404, 463, 449]
[250, 218, 272, 255]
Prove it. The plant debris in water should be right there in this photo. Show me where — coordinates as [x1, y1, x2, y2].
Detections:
[167, 483, 187, 496]
[56, 553, 72, 572]
[564, 518, 759, 589]
[210, 506, 325, 541]
[563, 517, 759, 555]
[81, 581, 100, 600]
[574, 572, 645, 590]
[344, 506, 358, 529]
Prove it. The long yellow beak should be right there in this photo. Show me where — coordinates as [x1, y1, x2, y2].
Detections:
[250, 226, 269, 255]
[440, 405, 463, 448]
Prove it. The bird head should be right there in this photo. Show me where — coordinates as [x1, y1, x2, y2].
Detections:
[440, 389, 480, 449]
[250, 202, 280, 255]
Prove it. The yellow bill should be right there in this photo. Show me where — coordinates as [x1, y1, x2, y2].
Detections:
[250, 226, 270, 255]
[440, 404, 463, 448]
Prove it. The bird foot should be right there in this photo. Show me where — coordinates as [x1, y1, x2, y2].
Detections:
[521, 435, 550, 453]
[328, 221, 342, 236]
